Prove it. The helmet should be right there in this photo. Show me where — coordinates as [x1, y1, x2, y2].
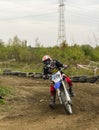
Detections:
[42, 55, 52, 65]
[42, 55, 51, 62]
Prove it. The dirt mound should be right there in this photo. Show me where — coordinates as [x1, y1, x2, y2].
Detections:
[0, 76, 99, 130]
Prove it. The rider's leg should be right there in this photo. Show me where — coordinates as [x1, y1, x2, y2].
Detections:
[49, 82, 56, 109]
[65, 76, 75, 97]
[68, 86, 75, 97]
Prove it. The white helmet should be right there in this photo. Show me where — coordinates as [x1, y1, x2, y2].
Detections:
[42, 55, 52, 65]
[42, 55, 51, 62]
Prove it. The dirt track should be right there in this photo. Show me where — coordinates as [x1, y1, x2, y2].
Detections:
[0, 76, 99, 130]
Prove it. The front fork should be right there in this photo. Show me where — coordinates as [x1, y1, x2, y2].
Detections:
[61, 80, 72, 104]
[57, 89, 62, 104]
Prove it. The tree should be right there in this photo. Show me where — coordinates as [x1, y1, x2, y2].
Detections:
[60, 40, 68, 48]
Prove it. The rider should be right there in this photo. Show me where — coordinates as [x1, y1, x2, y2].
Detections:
[42, 55, 75, 109]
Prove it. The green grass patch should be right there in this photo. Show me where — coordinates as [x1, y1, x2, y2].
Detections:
[0, 85, 13, 104]
[0, 99, 5, 104]
[0, 85, 11, 96]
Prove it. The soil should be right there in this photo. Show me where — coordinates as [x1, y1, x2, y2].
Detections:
[0, 76, 99, 130]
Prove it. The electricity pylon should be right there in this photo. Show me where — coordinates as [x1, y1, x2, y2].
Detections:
[57, 0, 66, 45]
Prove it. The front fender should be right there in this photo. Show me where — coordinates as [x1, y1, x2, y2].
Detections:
[54, 81, 61, 89]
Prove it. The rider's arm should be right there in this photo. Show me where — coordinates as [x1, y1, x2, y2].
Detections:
[55, 60, 67, 69]
[43, 65, 52, 75]
[43, 66, 48, 75]
[43, 66, 52, 79]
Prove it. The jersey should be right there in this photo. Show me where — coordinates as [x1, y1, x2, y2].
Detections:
[43, 60, 64, 75]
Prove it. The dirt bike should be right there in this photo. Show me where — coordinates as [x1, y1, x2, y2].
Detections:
[51, 69, 73, 114]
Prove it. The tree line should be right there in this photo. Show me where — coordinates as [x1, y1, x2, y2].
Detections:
[0, 36, 99, 75]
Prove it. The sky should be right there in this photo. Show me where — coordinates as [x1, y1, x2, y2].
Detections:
[0, 0, 99, 47]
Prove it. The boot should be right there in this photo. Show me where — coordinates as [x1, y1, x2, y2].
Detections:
[49, 95, 56, 109]
[69, 87, 75, 97]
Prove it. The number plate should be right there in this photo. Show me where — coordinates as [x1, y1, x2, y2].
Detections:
[52, 71, 61, 83]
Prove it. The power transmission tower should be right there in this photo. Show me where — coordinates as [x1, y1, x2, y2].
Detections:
[57, 0, 66, 45]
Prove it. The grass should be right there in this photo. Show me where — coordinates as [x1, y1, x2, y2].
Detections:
[0, 85, 13, 104]
[1, 61, 99, 77]
[0, 85, 11, 96]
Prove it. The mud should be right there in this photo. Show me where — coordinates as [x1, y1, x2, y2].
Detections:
[0, 76, 99, 130]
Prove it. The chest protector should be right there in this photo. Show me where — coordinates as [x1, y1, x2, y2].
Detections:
[49, 61, 59, 74]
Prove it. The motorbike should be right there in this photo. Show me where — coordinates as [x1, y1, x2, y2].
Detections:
[51, 69, 73, 114]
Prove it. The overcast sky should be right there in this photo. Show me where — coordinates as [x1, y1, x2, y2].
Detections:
[0, 0, 99, 47]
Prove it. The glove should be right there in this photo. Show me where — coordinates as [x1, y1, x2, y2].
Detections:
[63, 64, 68, 69]
[43, 74, 50, 79]
[43, 75, 47, 79]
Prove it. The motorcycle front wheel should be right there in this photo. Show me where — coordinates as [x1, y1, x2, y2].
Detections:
[60, 89, 73, 115]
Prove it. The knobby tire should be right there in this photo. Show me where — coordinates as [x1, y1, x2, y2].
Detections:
[60, 88, 72, 115]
